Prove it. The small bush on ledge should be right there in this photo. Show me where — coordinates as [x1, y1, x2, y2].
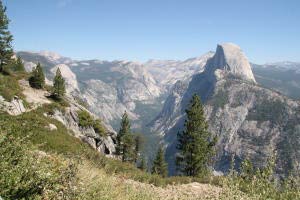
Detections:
[77, 110, 106, 137]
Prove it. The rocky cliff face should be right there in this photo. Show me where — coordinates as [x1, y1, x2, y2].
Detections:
[50, 102, 116, 155]
[151, 43, 300, 175]
[145, 52, 214, 91]
[0, 95, 26, 115]
[71, 60, 162, 125]
[209, 43, 256, 82]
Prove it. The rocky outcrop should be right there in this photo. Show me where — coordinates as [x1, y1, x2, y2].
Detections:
[0, 96, 26, 115]
[50, 103, 116, 155]
[209, 43, 256, 82]
[19, 79, 52, 108]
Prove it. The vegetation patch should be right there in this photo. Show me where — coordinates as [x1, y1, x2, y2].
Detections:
[0, 133, 77, 199]
[0, 73, 23, 101]
[220, 157, 300, 200]
[211, 89, 229, 109]
[247, 99, 287, 124]
[77, 110, 106, 136]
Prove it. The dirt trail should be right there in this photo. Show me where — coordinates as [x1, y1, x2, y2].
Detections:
[78, 161, 222, 200]
[19, 79, 51, 106]
[125, 179, 221, 200]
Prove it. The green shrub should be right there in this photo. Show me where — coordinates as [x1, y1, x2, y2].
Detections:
[93, 119, 106, 136]
[29, 63, 45, 89]
[74, 96, 89, 108]
[0, 134, 77, 199]
[77, 110, 106, 136]
[220, 156, 300, 199]
[210, 89, 229, 109]
[77, 110, 95, 127]
[247, 99, 286, 124]
[0, 73, 23, 101]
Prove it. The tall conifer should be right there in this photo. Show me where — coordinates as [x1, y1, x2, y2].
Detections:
[14, 56, 25, 72]
[52, 68, 66, 99]
[29, 63, 45, 89]
[0, 0, 14, 73]
[116, 112, 135, 162]
[138, 157, 147, 171]
[176, 94, 217, 177]
[152, 146, 168, 177]
[134, 134, 143, 163]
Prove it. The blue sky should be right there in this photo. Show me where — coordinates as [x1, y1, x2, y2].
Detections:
[3, 0, 300, 63]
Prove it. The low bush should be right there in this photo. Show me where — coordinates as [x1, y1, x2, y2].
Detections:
[77, 110, 95, 127]
[0, 133, 77, 199]
[77, 110, 106, 136]
[0, 73, 23, 101]
[220, 157, 300, 199]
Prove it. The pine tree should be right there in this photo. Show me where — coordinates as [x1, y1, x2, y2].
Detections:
[116, 112, 135, 162]
[152, 146, 168, 177]
[14, 56, 25, 72]
[116, 112, 130, 155]
[0, 0, 14, 73]
[52, 68, 66, 99]
[134, 134, 143, 163]
[29, 63, 45, 89]
[122, 133, 135, 162]
[176, 94, 217, 177]
[138, 157, 147, 171]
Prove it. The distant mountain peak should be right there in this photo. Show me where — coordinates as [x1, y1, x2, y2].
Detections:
[38, 50, 63, 60]
[208, 43, 256, 82]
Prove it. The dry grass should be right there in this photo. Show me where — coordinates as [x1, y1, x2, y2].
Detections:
[76, 161, 157, 200]
[76, 160, 222, 200]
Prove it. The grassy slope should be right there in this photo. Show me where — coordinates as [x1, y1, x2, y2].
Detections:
[0, 73, 26, 101]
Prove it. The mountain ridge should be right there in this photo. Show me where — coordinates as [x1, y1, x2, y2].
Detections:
[150, 43, 300, 175]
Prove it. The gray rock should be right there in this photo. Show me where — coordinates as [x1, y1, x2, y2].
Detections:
[97, 135, 116, 155]
[210, 43, 256, 82]
[0, 96, 26, 115]
[48, 123, 57, 131]
[80, 136, 97, 149]
[50, 102, 116, 155]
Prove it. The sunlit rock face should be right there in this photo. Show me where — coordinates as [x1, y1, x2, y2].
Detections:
[209, 43, 256, 82]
